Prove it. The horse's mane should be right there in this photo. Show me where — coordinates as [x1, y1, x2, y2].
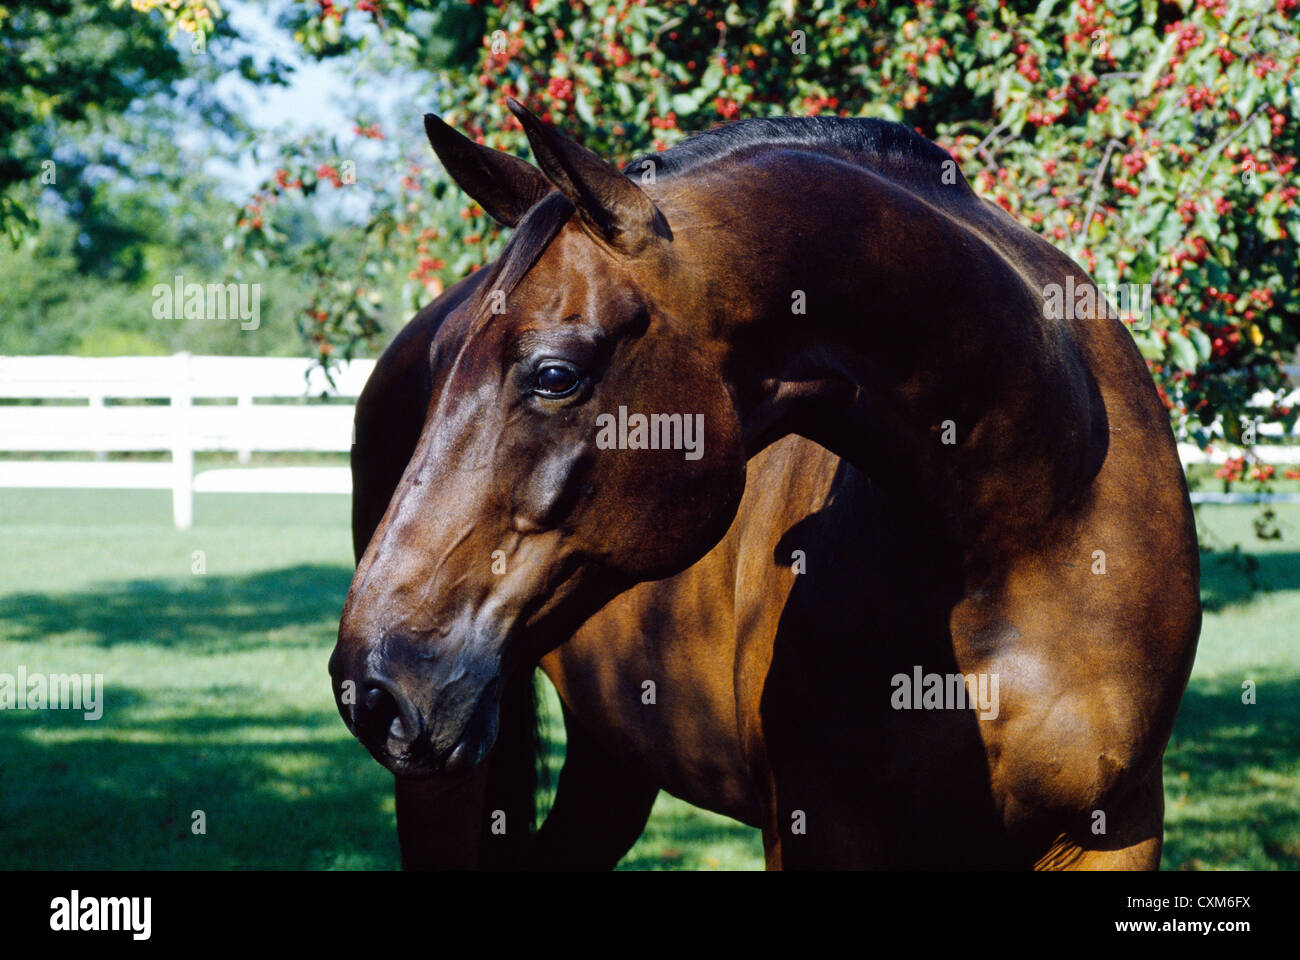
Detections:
[470, 116, 971, 321]
[626, 116, 973, 198]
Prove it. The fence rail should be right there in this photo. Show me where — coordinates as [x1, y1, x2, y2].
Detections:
[0, 353, 375, 528]
[1, 355, 1297, 527]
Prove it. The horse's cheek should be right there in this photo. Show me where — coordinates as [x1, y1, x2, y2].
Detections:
[633, 413, 746, 576]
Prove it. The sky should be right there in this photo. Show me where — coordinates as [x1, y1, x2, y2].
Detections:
[194, 0, 428, 201]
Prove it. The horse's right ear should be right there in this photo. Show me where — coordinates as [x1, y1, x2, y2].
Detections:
[423, 114, 553, 227]
[506, 98, 667, 255]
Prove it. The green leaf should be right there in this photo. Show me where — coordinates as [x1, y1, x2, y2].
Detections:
[574, 89, 595, 127]
[1187, 326, 1212, 363]
[1236, 73, 1261, 116]
[1204, 260, 1230, 289]
[1167, 330, 1200, 372]
[1158, 214, 1184, 251]
[671, 92, 699, 114]
[1141, 32, 1177, 95]
[1134, 329, 1165, 359]
[1134, 200, 1169, 234]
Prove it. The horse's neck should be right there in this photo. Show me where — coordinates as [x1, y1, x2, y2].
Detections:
[677, 154, 1109, 562]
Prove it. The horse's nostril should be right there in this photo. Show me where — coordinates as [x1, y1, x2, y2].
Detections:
[355, 676, 421, 756]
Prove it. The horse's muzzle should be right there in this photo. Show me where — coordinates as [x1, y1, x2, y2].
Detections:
[328, 635, 502, 778]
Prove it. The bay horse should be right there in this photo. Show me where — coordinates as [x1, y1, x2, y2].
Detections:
[350, 278, 859, 867]
[332, 102, 1201, 868]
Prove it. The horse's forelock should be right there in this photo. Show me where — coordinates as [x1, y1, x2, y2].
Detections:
[469, 191, 575, 331]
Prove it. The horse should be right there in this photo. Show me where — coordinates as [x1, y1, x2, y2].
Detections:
[349, 277, 856, 866]
[331, 101, 1201, 868]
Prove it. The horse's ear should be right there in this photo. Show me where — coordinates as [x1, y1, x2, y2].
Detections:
[505, 98, 666, 254]
[423, 114, 552, 227]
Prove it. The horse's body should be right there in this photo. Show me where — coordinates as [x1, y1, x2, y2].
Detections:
[336, 109, 1200, 869]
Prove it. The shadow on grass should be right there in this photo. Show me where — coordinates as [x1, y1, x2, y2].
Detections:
[7, 554, 1287, 870]
[1164, 673, 1300, 870]
[0, 690, 397, 869]
[0, 560, 405, 867]
[1199, 548, 1300, 613]
[0, 564, 353, 652]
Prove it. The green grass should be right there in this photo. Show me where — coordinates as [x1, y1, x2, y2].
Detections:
[0, 488, 760, 870]
[1162, 503, 1300, 870]
[0, 489, 1295, 870]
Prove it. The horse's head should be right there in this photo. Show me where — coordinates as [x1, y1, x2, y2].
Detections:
[332, 101, 748, 776]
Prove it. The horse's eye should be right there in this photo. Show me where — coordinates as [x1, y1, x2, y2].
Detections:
[534, 362, 581, 398]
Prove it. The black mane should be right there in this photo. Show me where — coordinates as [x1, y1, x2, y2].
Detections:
[625, 115, 970, 196]
[469, 116, 969, 320]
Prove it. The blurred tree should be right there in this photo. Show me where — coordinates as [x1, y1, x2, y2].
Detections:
[0, 0, 340, 357]
[0, 0, 191, 240]
[209, 0, 1298, 484]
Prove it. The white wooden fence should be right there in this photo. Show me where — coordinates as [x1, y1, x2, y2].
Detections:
[0, 354, 374, 528]
[0, 355, 1296, 528]
[1176, 365, 1300, 482]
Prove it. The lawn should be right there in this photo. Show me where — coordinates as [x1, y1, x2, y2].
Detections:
[0, 489, 1295, 870]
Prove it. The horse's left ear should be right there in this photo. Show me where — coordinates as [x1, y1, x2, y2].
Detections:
[423, 113, 553, 227]
[506, 98, 667, 254]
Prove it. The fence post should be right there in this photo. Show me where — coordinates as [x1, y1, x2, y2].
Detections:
[88, 393, 107, 461]
[236, 393, 253, 464]
[171, 352, 193, 529]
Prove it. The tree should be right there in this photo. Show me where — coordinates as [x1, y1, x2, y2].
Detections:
[0, 0, 192, 240]
[132, 1, 1300, 478]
